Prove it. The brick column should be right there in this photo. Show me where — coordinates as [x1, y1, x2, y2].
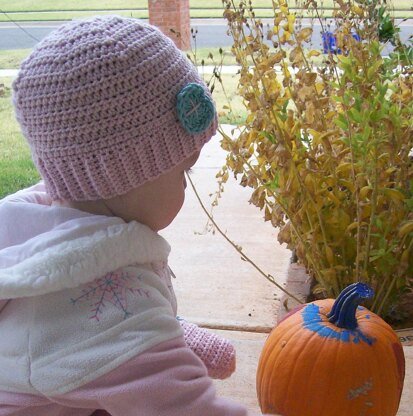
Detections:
[148, 0, 190, 50]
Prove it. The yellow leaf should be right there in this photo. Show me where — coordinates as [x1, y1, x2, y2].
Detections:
[246, 131, 255, 146]
[287, 14, 295, 33]
[336, 162, 353, 175]
[305, 101, 316, 123]
[222, 170, 229, 183]
[326, 191, 340, 206]
[297, 85, 314, 101]
[381, 188, 405, 202]
[338, 179, 355, 193]
[346, 222, 368, 233]
[270, 50, 285, 65]
[351, 4, 364, 17]
[282, 62, 291, 79]
[398, 221, 413, 238]
[289, 47, 302, 64]
[223, 9, 235, 21]
[264, 206, 272, 222]
[360, 186, 372, 200]
[325, 246, 335, 266]
[319, 131, 333, 152]
[361, 205, 372, 220]
[401, 248, 411, 266]
[304, 174, 316, 190]
[307, 128, 320, 140]
[302, 72, 317, 86]
[337, 209, 351, 228]
[315, 82, 325, 94]
[385, 167, 397, 176]
[282, 31, 292, 42]
[346, 222, 359, 233]
[273, 25, 280, 35]
[296, 27, 313, 42]
[308, 49, 321, 58]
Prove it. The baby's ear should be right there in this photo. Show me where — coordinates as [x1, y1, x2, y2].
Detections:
[178, 319, 236, 379]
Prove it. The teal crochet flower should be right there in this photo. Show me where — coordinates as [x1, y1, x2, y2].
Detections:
[176, 83, 215, 134]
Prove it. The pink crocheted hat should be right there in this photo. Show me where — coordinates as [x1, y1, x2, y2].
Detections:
[13, 16, 217, 201]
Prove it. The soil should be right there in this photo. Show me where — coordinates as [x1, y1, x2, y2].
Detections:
[388, 292, 413, 330]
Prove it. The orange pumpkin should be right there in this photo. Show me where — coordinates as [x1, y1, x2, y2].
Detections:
[256, 283, 405, 416]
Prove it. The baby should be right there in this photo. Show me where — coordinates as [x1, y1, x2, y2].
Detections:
[0, 15, 268, 416]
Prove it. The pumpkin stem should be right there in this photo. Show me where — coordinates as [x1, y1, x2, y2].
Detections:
[327, 283, 374, 330]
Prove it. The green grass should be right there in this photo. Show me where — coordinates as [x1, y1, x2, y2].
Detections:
[187, 47, 240, 66]
[1, 0, 411, 11]
[0, 10, 148, 22]
[0, 0, 411, 21]
[206, 73, 246, 125]
[0, 78, 40, 199]
[0, 48, 31, 69]
[0, 0, 148, 11]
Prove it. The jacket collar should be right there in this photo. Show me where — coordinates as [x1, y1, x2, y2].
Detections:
[0, 184, 170, 299]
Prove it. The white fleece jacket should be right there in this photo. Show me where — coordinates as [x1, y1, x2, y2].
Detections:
[0, 183, 271, 416]
[0, 182, 185, 397]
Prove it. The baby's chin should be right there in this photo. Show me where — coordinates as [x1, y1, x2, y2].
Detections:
[145, 215, 178, 232]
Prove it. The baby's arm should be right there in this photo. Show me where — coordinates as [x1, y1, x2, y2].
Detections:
[179, 319, 236, 379]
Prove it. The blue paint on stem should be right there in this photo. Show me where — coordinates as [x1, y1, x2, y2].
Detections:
[327, 283, 374, 330]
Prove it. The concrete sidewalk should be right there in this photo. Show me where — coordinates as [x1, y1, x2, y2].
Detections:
[161, 125, 290, 411]
[161, 125, 412, 414]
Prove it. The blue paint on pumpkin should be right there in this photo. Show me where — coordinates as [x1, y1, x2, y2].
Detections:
[302, 303, 376, 346]
[340, 330, 350, 342]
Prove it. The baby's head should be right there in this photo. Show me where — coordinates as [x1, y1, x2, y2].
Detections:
[12, 16, 217, 230]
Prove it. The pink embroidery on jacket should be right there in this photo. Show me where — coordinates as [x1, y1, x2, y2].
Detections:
[70, 271, 150, 321]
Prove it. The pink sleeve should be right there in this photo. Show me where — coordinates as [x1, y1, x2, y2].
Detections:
[51, 336, 256, 416]
[180, 320, 236, 379]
